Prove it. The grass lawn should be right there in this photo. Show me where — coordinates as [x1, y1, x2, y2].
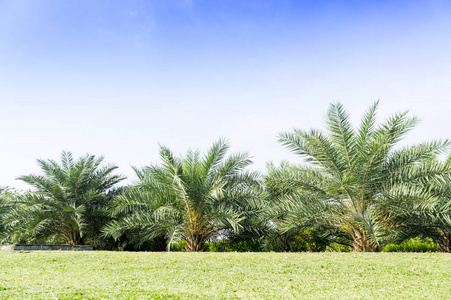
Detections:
[0, 251, 449, 299]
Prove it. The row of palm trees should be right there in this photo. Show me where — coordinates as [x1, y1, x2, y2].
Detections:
[1, 102, 450, 252]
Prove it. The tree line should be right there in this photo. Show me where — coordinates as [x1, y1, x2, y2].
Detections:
[1, 102, 450, 252]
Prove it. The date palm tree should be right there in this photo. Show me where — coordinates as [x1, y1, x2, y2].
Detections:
[104, 139, 263, 251]
[0, 187, 16, 243]
[379, 155, 451, 252]
[267, 101, 450, 251]
[8, 151, 124, 246]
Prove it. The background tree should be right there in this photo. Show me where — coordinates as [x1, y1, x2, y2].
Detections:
[6, 151, 124, 247]
[104, 139, 263, 251]
[0, 187, 17, 244]
[266, 101, 450, 251]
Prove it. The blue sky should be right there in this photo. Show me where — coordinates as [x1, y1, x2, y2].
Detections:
[1, 0, 451, 189]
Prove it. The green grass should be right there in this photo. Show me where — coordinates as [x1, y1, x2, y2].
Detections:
[0, 252, 450, 299]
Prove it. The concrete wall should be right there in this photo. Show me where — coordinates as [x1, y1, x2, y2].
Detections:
[0, 244, 93, 251]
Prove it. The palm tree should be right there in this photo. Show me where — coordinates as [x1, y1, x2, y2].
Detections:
[8, 151, 124, 246]
[263, 168, 353, 252]
[0, 187, 15, 243]
[379, 155, 451, 252]
[104, 139, 263, 251]
[267, 101, 450, 251]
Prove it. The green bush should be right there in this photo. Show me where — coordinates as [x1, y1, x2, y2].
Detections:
[170, 240, 187, 252]
[326, 243, 352, 252]
[382, 238, 437, 252]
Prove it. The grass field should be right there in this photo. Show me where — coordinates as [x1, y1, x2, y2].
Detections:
[0, 251, 449, 299]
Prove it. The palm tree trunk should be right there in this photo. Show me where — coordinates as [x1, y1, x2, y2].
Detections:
[437, 229, 451, 252]
[183, 211, 209, 251]
[352, 235, 364, 252]
[60, 226, 81, 245]
[352, 231, 379, 252]
[184, 234, 205, 252]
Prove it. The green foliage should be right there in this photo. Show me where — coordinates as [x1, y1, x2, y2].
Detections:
[2, 103, 451, 254]
[266, 101, 451, 251]
[262, 226, 351, 252]
[327, 243, 352, 252]
[290, 228, 329, 252]
[0, 187, 17, 244]
[170, 240, 187, 252]
[4, 152, 125, 247]
[379, 155, 451, 252]
[104, 139, 264, 251]
[382, 237, 437, 252]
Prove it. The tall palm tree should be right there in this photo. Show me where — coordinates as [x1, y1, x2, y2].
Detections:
[104, 139, 263, 251]
[267, 101, 450, 251]
[8, 151, 124, 246]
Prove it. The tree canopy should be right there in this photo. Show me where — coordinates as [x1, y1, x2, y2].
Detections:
[1, 102, 450, 252]
[104, 139, 263, 251]
[5, 151, 124, 246]
[266, 101, 451, 251]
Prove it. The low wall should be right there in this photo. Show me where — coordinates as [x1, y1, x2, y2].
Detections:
[0, 244, 93, 251]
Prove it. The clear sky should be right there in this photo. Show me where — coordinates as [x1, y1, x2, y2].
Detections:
[1, 0, 451, 190]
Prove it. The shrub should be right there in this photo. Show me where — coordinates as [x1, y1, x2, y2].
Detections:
[382, 238, 437, 252]
[326, 243, 352, 252]
[170, 240, 187, 251]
